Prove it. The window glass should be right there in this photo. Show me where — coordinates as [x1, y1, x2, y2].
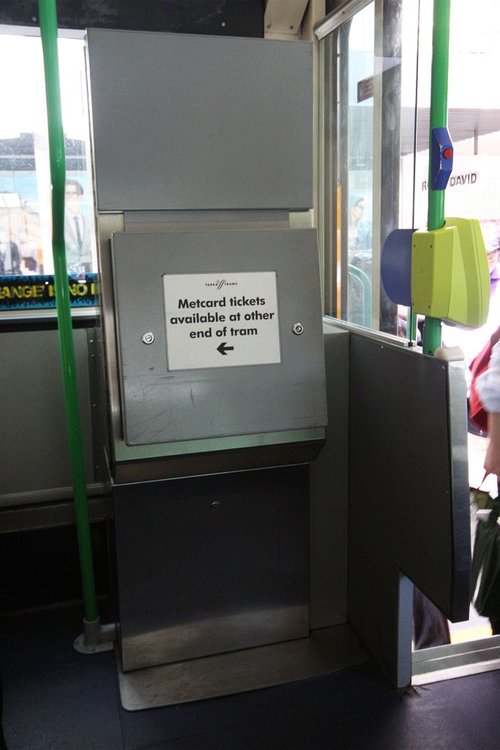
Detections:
[400, 0, 500, 345]
[320, 0, 500, 337]
[0, 33, 97, 311]
[340, 4, 375, 328]
[401, 0, 500, 227]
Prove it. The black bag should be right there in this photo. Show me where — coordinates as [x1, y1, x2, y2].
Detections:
[471, 499, 500, 618]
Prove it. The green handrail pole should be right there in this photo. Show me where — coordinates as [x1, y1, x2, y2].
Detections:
[39, 0, 99, 626]
[422, 0, 451, 355]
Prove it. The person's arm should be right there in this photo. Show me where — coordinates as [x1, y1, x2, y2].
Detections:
[476, 339, 500, 475]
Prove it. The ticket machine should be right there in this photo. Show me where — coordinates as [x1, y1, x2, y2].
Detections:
[85, 28, 337, 707]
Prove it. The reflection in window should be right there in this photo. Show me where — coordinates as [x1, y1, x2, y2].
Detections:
[0, 33, 97, 310]
[346, 9, 374, 326]
[339, 3, 375, 329]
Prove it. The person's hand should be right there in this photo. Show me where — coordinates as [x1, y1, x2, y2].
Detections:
[484, 412, 500, 476]
[483, 440, 500, 476]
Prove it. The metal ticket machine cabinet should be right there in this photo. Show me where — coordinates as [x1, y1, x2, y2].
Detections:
[85, 29, 333, 707]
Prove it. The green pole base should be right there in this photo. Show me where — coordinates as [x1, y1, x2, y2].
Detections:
[73, 618, 116, 654]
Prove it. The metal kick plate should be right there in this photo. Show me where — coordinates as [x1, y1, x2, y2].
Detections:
[113, 467, 310, 673]
[117, 624, 369, 710]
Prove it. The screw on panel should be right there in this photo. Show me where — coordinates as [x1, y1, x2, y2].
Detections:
[142, 332, 155, 345]
[292, 323, 304, 335]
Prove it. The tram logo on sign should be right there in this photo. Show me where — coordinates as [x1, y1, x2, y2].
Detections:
[163, 271, 281, 370]
[205, 278, 238, 291]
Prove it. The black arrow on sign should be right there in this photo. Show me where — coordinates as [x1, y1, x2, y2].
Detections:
[217, 342, 234, 355]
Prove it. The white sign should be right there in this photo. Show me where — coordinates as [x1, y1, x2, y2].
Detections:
[400, 153, 500, 229]
[163, 272, 281, 370]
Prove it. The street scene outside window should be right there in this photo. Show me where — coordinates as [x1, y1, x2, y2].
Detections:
[0, 34, 97, 310]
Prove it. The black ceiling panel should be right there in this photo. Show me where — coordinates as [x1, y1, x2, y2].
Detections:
[0, 1, 264, 37]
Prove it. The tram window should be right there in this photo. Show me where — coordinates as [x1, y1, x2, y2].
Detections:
[319, 0, 500, 338]
[344, 8, 374, 331]
[320, 2, 377, 330]
[401, 0, 500, 228]
[0, 32, 97, 312]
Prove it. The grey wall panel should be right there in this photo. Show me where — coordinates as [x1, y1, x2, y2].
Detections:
[348, 334, 470, 687]
[86, 29, 313, 211]
[0, 328, 95, 498]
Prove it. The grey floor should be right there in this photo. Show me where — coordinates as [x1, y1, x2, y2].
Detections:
[2, 604, 500, 749]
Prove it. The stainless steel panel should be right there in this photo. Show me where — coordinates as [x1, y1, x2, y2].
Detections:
[412, 634, 500, 685]
[110, 228, 327, 447]
[113, 466, 309, 672]
[111, 438, 324, 484]
[0, 328, 95, 497]
[86, 29, 313, 211]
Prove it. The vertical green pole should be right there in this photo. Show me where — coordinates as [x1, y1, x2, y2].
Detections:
[38, 0, 98, 626]
[422, 0, 451, 355]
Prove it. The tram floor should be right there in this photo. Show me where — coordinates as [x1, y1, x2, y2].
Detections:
[1, 604, 500, 750]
